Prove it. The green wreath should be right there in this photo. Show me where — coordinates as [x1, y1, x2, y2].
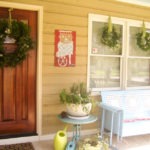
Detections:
[101, 16, 121, 49]
[136, 21, 150, 51]
[0, 19, 33, 67]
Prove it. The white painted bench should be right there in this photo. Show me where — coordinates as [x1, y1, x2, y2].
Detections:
[100, 90, 150, 142]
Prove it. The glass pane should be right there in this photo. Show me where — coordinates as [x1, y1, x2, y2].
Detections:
[91, 22, 122, 55]
[89, 56, 120, 89]
[129, 26, 150, 57]
[127, 58, 150, 87]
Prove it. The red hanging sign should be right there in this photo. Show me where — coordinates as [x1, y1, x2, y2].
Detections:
[54, 30, 76, 67]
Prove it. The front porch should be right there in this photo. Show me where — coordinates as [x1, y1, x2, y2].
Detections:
[32, 134, 150, 150]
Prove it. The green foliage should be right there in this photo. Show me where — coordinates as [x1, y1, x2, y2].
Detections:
[101, 25, 121, 49]
[0, 19, 33, 67]
[59, 82, 92, 104]
[136, 32, 150, 51]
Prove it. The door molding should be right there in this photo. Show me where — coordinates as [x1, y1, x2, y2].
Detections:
[0, 1, 43, 137]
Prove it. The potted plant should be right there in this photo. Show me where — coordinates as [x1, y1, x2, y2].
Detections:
[59, 82, 93, 117]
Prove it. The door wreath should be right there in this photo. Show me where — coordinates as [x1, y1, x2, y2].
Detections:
[0, 8, 33, 67]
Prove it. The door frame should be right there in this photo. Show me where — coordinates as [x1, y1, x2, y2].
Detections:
[0, 1, 43, 139]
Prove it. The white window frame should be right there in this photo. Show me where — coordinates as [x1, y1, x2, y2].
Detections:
[87, 13, 150, 93]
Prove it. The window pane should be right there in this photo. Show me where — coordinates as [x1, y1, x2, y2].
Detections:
[91, 22, 122, 55]
[89, 56, 120, 89]
[127, 58, 150, 87]
[129, 26, 150, 57]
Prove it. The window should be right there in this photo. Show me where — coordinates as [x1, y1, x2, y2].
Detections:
[87, 14, 150, 92]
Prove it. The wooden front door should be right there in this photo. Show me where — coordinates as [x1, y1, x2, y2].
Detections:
[0, 8, 37, 137]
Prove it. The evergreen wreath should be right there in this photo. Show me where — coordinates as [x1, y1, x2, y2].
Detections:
[0, 8, 33, 67]
[101, 16, 121, 49]
[136, 21, 150, 51]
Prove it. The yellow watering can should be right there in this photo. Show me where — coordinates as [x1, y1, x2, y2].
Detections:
[54, 126, 67, 150]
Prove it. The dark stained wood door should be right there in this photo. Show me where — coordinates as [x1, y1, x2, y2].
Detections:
[0, 8, 37, 137]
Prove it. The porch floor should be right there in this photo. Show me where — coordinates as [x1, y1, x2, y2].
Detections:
[32, 134, 150, 150]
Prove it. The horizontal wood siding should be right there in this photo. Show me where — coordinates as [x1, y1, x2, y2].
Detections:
[1, 0, 150, 135]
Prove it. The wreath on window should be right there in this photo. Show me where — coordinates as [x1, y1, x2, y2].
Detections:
[136, 21, 150, 51]
[101, 16, 121, 49]
[0, 8, 33, 68]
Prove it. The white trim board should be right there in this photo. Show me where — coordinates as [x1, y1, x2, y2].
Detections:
[117, 0, 150, 7]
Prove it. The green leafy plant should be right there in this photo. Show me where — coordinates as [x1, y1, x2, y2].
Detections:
[59, 82, 92, 105]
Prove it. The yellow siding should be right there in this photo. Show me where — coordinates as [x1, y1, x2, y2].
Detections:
[1, 0, 150, 135]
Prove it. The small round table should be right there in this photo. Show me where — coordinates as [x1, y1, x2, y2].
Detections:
[58, 114, 97, 142]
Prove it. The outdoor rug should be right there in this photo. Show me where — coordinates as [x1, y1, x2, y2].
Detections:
[0, 142, 34, 150]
